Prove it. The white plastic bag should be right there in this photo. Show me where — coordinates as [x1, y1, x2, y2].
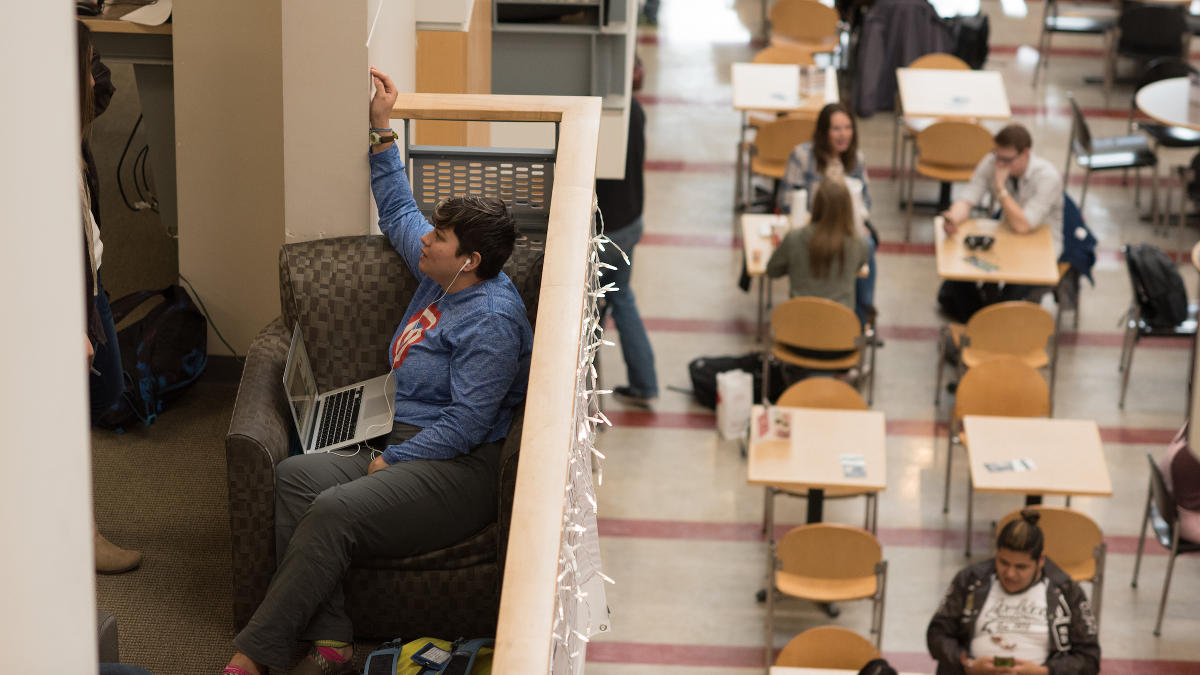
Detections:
[716, 369, 754, 440]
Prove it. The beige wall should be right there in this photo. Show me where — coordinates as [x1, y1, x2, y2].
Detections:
[175, 1, 415, 353]
[0, 4, 98, 672]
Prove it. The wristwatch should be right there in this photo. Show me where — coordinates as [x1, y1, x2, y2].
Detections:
[370, 128, 398, 145]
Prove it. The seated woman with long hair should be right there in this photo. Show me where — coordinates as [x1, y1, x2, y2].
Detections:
[779, 102, 876, 324]
[765, 177, 870, 313]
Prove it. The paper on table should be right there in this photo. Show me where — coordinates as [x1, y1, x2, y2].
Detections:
[120, 0, 172, 26]
[984, 458, 1038, 473]
[841, 453, 866, 478]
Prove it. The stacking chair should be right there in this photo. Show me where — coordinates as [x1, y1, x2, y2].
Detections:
[765, 297, 877, 406]
[943, 356, 1051, 512]
[904, 120, 994, 241]
[1132, 452, 1200, 636]
[1118, 245, 1198, 409]
[1033, 0, 1116, 87]
[891, 52, 971, 183]
[766, 523, 887, 667]
[768, 0, 841, 60]
[1106, 4, 1190, 104]
[1131, 58, 1200, 229]
[1064, 93, 1158, 211]
[934, 301, 1057, 410]
[772, 378, 879, 533]
[775, 625, 881, 669]
[997, 506, 1107, 630]
[745, 116, 817, 212]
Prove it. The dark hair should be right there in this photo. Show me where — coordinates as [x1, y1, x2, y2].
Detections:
[78, 21, 95, 137]
[858, 658, 898, 675]
[994, 124, 1033, 153]
[812, 102, 858, 174]
[997, 509, 1045, 559]
[430, 196, 519, 279]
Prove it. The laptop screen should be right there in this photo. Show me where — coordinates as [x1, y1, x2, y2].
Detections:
[283, 327, 318, 446]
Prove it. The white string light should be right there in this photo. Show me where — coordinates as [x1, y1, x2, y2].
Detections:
[548, 212, 620, 674]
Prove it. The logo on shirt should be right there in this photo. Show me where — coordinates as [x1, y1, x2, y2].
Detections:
[391, 303, 441, 369]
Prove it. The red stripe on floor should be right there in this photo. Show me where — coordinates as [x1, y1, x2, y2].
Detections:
[603, 409, 1181, 445]
[640, 232, 738, 248]
[585, 641, 1198, 672]
[634, 315, 1194, 351]
[596, 517, 1171, 557]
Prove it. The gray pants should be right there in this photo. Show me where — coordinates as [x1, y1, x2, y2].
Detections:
[233, 424, 502, 670]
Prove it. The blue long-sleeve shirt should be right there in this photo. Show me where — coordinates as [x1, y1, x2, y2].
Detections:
[370, 145, 533, 463]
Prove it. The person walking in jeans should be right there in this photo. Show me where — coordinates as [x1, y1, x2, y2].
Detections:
[597, 56, 658, 406]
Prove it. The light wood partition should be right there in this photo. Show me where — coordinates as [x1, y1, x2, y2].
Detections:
[390, 93, 601, 673]
[414, 0, 492, 146]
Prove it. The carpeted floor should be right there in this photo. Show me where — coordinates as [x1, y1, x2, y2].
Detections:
[93, 377, 239, 675]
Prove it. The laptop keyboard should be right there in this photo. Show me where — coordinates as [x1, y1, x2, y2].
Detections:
[316, 386, 364, 449]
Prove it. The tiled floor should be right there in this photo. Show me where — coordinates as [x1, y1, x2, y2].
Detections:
[587, 1, 1200, 672]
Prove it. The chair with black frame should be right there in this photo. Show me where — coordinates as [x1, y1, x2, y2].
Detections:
[1132, 452, 1200, 636]
[1131, 58, 1200, 229]
[1105, 3, 1190, 104]
[764, 296, 877, 406]
[1033, 0, 1117, 87]
[1064, 92, 1157, 211]
[745, 116, 817, 213]
[1118, 244, 1198, 409]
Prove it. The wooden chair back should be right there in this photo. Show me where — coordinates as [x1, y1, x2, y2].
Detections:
[775, 626, 881, 668]
[916, 120, 994, 169]
[996, 506, 1103, 576]
[964, 301, 1055, 357]
[777, 523, 882, 579]
[769, 0, 840, 44]
[754, 117, 817, 166]
[907, 52, 971, 70]
[752, 45, 817, 66]
[772, 296, 862, 353]
[954, 355, 1051, 420]
[777, 378, 868, 410]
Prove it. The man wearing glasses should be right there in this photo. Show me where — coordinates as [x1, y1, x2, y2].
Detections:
[940, 124, 1063, 306]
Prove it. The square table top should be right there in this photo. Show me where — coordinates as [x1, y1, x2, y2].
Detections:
[747, 405, 887, 492]
[964, 416, 1112, 497]
[896, 68, 1011, 120]
[935, 218, 1059, 286]
[742, 213, 792, 277]
[732, 63, 838, 114]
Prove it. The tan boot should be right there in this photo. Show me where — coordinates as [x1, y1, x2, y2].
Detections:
[94, 523, 142, 574]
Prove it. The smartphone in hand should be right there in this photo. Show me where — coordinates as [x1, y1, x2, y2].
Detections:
[994, 656, 1015, 668]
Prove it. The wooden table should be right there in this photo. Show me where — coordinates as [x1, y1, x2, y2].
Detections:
[935, 218, 1060, 286]
[1136, 78, 1200, 133]
[748, 405, 886, 531]
[896, 68, 1012, 121]
[743, 214, 794, 341]
[732, 63, 837, 210]
[962, 416, 1112, 556]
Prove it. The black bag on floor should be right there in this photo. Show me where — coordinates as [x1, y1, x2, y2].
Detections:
[96, 285, 208, 430]
[937, 280, 986, 323]
[688, 353, 785, 409]
[1126, 243, 1189, 329]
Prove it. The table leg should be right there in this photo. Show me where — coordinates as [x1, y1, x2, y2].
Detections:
[806, 488, 825, 523]
[965, 476, 974, 557]
[735, 112, 747, 212]
[757, 276, 765, 343]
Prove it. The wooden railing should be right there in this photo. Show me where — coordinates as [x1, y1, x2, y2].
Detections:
[390, 93, 602, 673]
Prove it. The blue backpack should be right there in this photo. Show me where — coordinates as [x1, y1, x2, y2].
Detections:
[95, 285, 207, 431]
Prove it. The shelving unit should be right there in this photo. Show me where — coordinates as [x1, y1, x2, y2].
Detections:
[490, 0, 637, 179]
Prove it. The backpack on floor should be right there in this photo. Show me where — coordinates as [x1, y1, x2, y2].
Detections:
[95, 285, 208, 431]
[946, 13, 989, 69]
[688, 353, 785, 408]
[364, 637, 492, 675]
[1126, 244, 1189, 330]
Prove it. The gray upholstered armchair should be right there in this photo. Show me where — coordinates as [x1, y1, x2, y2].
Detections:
[225, 234, 543, 639]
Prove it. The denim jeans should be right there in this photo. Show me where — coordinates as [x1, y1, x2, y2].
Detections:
[89, 278, 125, 420]
[854, 236, 877, 325]
[599, 217, 658, 397]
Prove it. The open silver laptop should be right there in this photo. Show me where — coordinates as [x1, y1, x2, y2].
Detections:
[283, 324, 396, 453]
